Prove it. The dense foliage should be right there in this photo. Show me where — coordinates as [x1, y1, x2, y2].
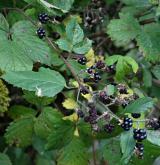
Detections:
[0, 0, 160, 164]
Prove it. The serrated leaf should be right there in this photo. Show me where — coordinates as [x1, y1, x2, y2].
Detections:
[147, 130, 160, 146]
[124, 97, 154, 113]
[66, 18, 84, 45]
[34, 107, 62, 139]
[152, 65, 160, 80]
[23, 91, 54, 107]
[102, 138, 121, 165]
[2, 68, 66, 97]
[46, 120, 75, 150]
[136, 23, 160, 62]
[120, 129, 136, 164]
[105, 55, 138, 81]
[0, 153, 12, 165]
[143, 68, 152, 87]
[8, 105, 36, 119]
[0, 14, 52, 71]
[5, 117, 34, 147]
[107, 13, 141, 45]
[56, 18, 91, 54]
[57, 137, 88, 165]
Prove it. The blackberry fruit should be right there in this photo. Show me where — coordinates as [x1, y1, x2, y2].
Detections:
[36, 28, 46, 39]
[99, 91, 112, 104]
[95, 60, 105, 69]
[78, 57, 87, 65]
[149, 119, 160, 130]
[80, 86, 89, 95]
[38, 13, 49, 24]
[87, 67, 93, 74]
[84, 116, 90, 122]
[121, 117, 133, 131]
[117, 84, 128, 94]
[89, 108, 97, 116]
[77, 110, 84, 118]
[104, 124, 114, 133]
[131, 113, 141, 119]
[135, 143, 144, 159]
[93, 72, 101, 82]
[54, 15, 65, 22]
[133, 129, 147, 142]
[52, 32, 60, 40]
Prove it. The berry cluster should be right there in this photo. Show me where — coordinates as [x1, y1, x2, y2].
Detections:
[148, 118, 160, 130]
[133, 129, 147, 142]
[37, 28, 46, 39]
[83, 0, 106, 29]
[77, 109, 84, 118]
[38, 13, 49, 24]
[78, 57, 87, 65]
[121, 117, 133, 131]
[99, 91, 113, 104]
[104, 123, 114, 133]
[135, 143, 144, 159]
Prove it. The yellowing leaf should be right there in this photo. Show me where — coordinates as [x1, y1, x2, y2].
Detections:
[85, 49, 95, 67]
[62, 98, 78, 110]
[70, 80, 79, 88]
[74, 127, 79, 137]
[63, 113, 78, 122]
[81, 85, 92, 101]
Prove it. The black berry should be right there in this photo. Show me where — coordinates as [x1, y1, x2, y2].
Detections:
[80, 86, 89, 95]
[38, 13, 49, 24]
[133, 129, 147, 142]
[106, 64, 116, 74]
[87, 67, 93, 74]
[52, 32, 60, 39]
[95, 60, 105, 69]
[36, 28, 46, 39]
[117, 84, 128, 94]
[77, 110, 84, 118]
[94, 72, 101, 82]
[104, 124, 114, 133]
[99, 91, 112, 104]
[78, 57, 87, 65]
[121, 117, 133, 131]
[131, 113, 141, 119]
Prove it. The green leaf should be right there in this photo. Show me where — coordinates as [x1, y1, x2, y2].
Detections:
[0, 14, 52, 71]
[105, 55, 138, 81]
[73, 38, 92, 54]
[23, 91, 54, 107]
[56, 18, 92, 54]
[124, 97, 154, 113]
[2, 68, 66, 97]
[106, 85, 115, 96]
[147, 130, 160, 146]
[136, 23, 160, 62]
[120, 130, 136, 164]
[107, 13, 141, 45]
[66, 18, 84, 45]
[0, 153, 12, 165]
[57, 137, 88, 165]
[45, 120, 75, 150]
[143, 68, 152, 87]
[5, 117, 34, 147]
[152, 65, 160, 80]
[34, 107, 62, 139]
[0, 14, 9, 32]
[8, 105, 36, 119]
[102, 138, 121, 165]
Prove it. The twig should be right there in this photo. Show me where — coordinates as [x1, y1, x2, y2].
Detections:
[139, 18, 155, 25]
[92, 140, 97, 165]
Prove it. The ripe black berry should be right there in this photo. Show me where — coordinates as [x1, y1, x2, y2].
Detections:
[131, 113, 141, 119]
[93, 72, 101, 82]
[135, 143, 144, 159]
[133, 129, 147, 142]
[77, 110, 84, 118]
[36, 28, 46, 39]
[87, 67, 93, 74]
[117, 84, 128, 94]
[84, 116, 90, 122]
[80, 86, 89, 95]
[38, 13, 49, 24]
[121, 117, 133, 131]
[52, 32, 60, 40]
[54, 15, 65, 22]
[104, 124, 114, 133]
[78, 57, 87, 65]
[99, 91, 112, 104]
[149, 119, 160, 130]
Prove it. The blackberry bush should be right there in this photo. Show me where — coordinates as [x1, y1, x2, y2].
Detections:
[0, 0, 160, 165]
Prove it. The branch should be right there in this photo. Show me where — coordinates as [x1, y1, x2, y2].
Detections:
[139, 18, 155, 25]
